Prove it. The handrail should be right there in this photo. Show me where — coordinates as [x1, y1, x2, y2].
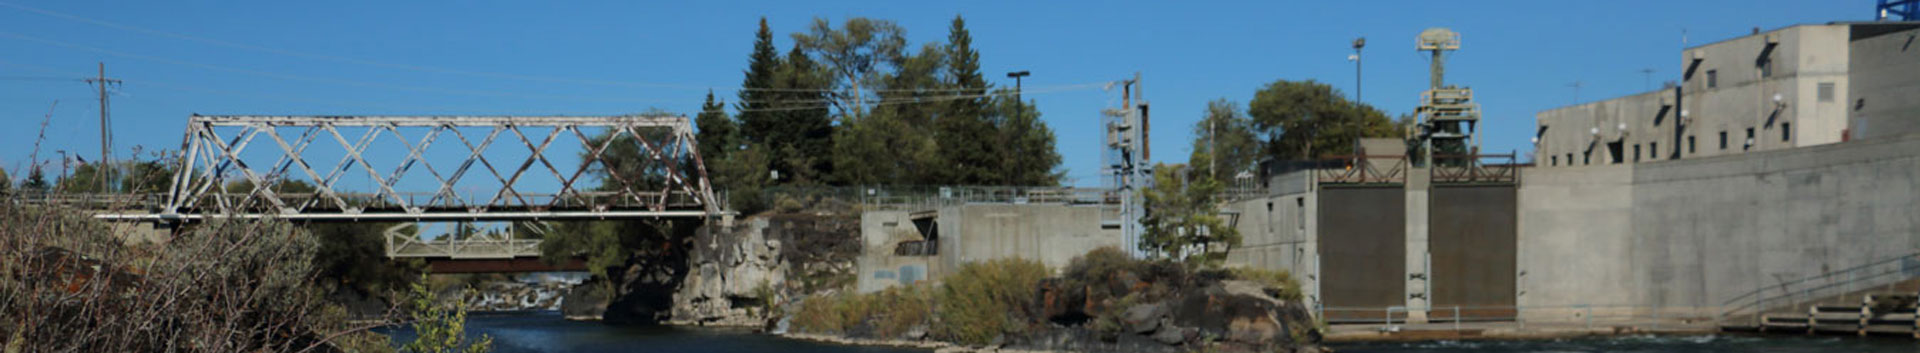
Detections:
[1716, 252, 1920, 319]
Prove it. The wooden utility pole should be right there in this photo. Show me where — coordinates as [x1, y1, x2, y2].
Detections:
[85, 62, 120, 193]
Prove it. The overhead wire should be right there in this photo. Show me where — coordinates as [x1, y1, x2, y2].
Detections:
[0, 1, 1099, 94]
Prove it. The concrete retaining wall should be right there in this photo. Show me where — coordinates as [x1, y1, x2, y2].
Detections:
[1519, 133, 1920, 319]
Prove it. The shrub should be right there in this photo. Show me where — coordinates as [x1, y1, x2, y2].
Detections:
[790, 285, 932, 338]
[935, 258, 1050, 346]
[1229, 267, 1304, 301]
[0, 204, 389, 352]
[400, 274, 493, 353]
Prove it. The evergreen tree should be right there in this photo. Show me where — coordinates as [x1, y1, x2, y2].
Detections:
[990, 91, 1063, 186]
[694, 90, 737, 162]
[737, 18, 782, 150]
[934, 16, 1001, 185]
[772, 47, 835, 184]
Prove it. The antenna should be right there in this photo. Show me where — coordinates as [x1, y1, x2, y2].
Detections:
[1639, 68, 1655, 91]
[1568, 80, 1584, 104]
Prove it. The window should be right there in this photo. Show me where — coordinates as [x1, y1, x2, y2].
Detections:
[1633, 144, 1642, 162]
[1818, 83, 1835, 102]
[1688, 136, 1697, 154]
[1760, 55, 1773, 78]
[1567, 153, 1574, 165]
[1551, 155, 1559, 166]
[1782, 122, 1792, 141]
[1745, 128, 1756, 150]
[1583, 152, 1591, 165]
[1650, 142, 1659, 159]
[1706, 70, 1718, 88]
[1295, 197, 1305, 231]
[1719, 131, 1729, 150]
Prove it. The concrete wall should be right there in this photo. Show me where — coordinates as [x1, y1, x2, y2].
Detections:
[858, 203, 1123, 292]
[945, 204, 1124, 270]
[1516, 164, 1637, 320]
[1226, 171, 1319, 305]
[855, 210, 936, 293]
[1518, 133, 1920, 319]
[1631, 132, 1920, 317]
[1849, 27, 1920, 140]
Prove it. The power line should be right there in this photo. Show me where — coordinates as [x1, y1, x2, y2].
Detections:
[0, 1, 1088, 94]
[0, 57, 1101, 117]
[0, 75, 81, 81]
[0, 30, 1108, 107]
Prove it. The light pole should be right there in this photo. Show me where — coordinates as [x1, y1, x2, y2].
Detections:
[1349, 37, 1365, 102]
[1006, 70, 1031, 101]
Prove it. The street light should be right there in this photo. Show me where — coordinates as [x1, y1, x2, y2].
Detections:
[1350, 37, 1365, 102]
[1006, 70, 1031, 101]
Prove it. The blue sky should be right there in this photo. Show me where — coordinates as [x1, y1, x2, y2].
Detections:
[0, 0, 1864, 188]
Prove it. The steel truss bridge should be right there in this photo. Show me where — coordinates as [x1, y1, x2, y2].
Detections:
[86, 115, 719, 262]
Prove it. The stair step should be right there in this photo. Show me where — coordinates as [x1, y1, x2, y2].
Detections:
[1814, 305, 1864, 313]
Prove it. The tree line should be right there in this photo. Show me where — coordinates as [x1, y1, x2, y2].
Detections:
[696, 16, 1064, 211]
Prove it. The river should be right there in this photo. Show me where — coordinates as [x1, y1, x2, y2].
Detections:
[388, 312, 1916, 353]
[380, 311, 927, 353]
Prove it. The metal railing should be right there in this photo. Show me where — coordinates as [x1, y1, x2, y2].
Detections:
[1431, 154, 1521, 183]
[1320, 303, 1691, 332]
[1315, 155, 1409, 184]
[1717, 252, 1920, 325]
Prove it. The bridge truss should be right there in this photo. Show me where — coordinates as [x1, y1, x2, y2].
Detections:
[100, 115, 719, 222]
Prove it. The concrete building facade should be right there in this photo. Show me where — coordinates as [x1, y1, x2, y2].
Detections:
[1849, 25, 1920, 139]
[855, 203, 1124, 293]
[1536, 22, 1920, 167]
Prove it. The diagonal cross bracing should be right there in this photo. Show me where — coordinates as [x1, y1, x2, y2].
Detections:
[150, 115, 719, 222]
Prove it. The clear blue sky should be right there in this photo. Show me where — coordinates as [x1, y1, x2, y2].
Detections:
[0, 0, 1864, 187]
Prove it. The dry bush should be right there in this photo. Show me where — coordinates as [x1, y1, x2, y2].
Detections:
[935, 258, 1049, 346]
[1228, 267, 1304, 301]
[0, 204, 395, 352]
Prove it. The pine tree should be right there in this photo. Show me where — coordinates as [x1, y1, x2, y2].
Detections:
[694, 90, 736, 162]
[736, 18, 782, 149]
[934, 15, 1000, 185]
[773, 47, 835, 184]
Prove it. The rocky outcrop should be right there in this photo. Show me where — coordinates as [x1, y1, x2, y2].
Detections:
[670, 218, 785, 326]
[669, 213, 860, 327]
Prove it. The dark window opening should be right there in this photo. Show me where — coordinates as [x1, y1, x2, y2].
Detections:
[1706, 70, 1718, 88]
[1719, 131, 1729, 150]
[1551, 155, 1558, 166]
[1745, 128, 1755, 150]
[1633, 144, 1642, 162]
[897, 216, 940, 256]
[1782, 122, 1792, 141]
[1650, 142, 1659, 160]
[1607, 141, 1625, 164]
[1688, 136, 1697, 154]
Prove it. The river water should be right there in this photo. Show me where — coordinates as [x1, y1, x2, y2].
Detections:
[1331, 334, 1919, 353]
[381, 312, 927, 353]
[390, 312, 1916, 353]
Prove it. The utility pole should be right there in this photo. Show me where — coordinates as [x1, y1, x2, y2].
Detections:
[85, 62, 120, 193]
